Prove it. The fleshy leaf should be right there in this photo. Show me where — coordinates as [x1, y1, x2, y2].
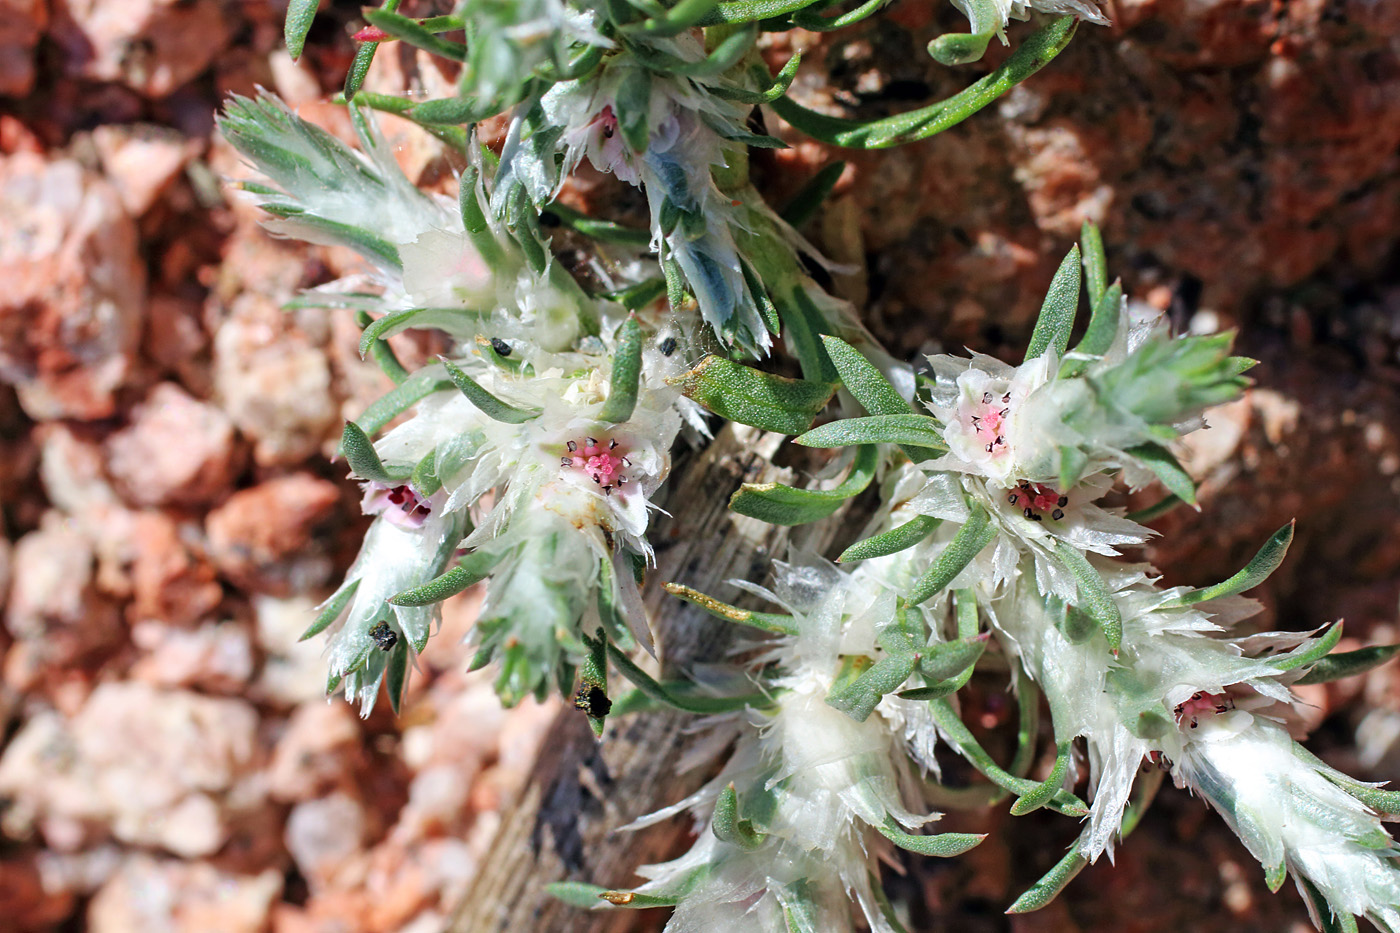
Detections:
[1167, 521, 1294, 606]
[839, 514, 941, 563]
[441, 358, 542, 423]
[729, 444, 878, 525]
[1024, 245, 1081, 362]
[908, 506, 995, 605]
[795, 414, 947, 450]
[675, 356, 836, 435]
[662, 583, 798, 635]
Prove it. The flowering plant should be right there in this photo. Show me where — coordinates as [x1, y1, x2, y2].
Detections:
[221, 0, 1400, 928]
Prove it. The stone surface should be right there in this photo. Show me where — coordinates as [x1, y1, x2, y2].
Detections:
[87, 856, 282, 933]
[0, 0, 47, 96]
[52, 0, 234, 97]
[106, 382, 243, 508]
[205, 473, 343, 595]
[0, 153, 144, 421]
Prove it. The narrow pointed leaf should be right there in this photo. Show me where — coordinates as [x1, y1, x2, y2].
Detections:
[730, 444, 878, 525]
[362, 8, 468, 60]
[1024, 245, 1080, 362]
[1168, 521, 1294, 606]
[712, 783, 766, 849]
[795, 414, 946, 450]
[1272, 622, 1344, 672]
[389, 549, 504, 607]
[1010, 742, 1073, 816]
[839, 514, 941, 563]
[598, 318, 644, 424]
[908, 506, 995, 605]
[360, 307, 485, 353]
[768, 17, 1076, 149]
[918, 635, 987, 682]
[541, 202, 650, 246]
[879, 817, 985, 857]
[1054, 543, 1123, 653]
[341, 422, 405, 483]
[675, 355, 836, 435]
[1125, 442, 1197, 506]
[1126, 493, 1184, 524]
[607, 642, 767, 714]
[821, 335, 911, 415]
[386, 636, 410, 715]
[441, 358, 541, 423]
[1297, 643, 1400, 685]
[663, 583, 797, 635]
[1072, 279, 1123, 360]
[284, 0, 318, 59]
[825, 651, 918, 722]
[1081, 221, 1108, 305]
[300, 580, 360, 641]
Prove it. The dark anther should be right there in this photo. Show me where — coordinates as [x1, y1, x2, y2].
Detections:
[983, 392, 993, 403]
[567, 440, 578, 452]
[1003, 393, 1011, 403]
[1024, 507, 1035, 519]
[368, 620, 398, 651]
[575, 684, 613, 718]
[620, 457, 631, 467]
[561, 457, 572, 467]
[1057, 496, 1068, 507]
[1052, 509, 1065, 520]
[490, 336, 512, 357]
[1008, 493, 1019, 504]
[586, 437, 597, 446]
[609, 438, 618, 449]
[659, 336, 678, 356]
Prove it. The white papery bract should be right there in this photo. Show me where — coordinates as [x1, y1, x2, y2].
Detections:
[624, 559, 942, 932]
[1173, 711, 1400, 933]
[950, 0, 1108, 41]
[986, 564, 1328, 860]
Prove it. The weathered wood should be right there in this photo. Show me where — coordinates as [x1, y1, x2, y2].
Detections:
[448, 425, 851, 933]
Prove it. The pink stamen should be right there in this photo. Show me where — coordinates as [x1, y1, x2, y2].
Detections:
[1174, 691, 1234, 729]
[562, 435, 628, 494]
[1006, 481, 1069, 523]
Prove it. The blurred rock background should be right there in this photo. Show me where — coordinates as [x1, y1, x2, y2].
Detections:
[0, 0, 1398, 930]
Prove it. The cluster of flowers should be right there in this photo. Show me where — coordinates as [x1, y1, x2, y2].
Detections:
[224, 0, 1400, 929]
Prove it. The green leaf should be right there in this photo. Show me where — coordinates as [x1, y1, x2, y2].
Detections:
[712, 783, 766, 849]
[776, 286, 837, 383]
[344, 0, 404, 97]
[341, 90, 468, 149]
[300, 580, 360, 641]
[820, 336, 911, 415]
[1054, 543, 1123, 654]
[1125, 442, 1197, 506]
[675, 355, 836, 435]
[908, 506, 995, 605]
[662, 583, 797, 635]
[541, 202, 650, 246]
[1080, 221, 1108, 306]
[350, 371, 453, 441]
[1072, 279, 1122, 360]
[826, 650, 918, 722]
[386, 635, 410, 715]
[607, 641, 769, 714]
[577, 629, 610, 738]
[441, 358, 541, 423]
[1009, 742, 1072, 816]
[594, 556, 637, 651]
[1296, 643, 1400, 685]
[269, 212, 402, 269]
[730, 444, 878, 525]
[341, 421, 406, 483]
[878, 817, 985, 857]
[1168, 521, 1294, 606]
[1297, 876, 1350, 933]
[928, 29, 994, 66]
[353, 310, 409, 384]
[362, 8, 468, 60]
[1271, 622, 1344, 673]
[918, 635, 987, 682]
[926, 699, 1089, 817]
[795, 413, 947, 450]
[768, 17, 1077, 149]
[839, 514, 941, 563]
[791, 0, 888, 30]
[388, 549, 505, 609]
[712, 53, 802, 105]
[545, 882, 680, 909]
[359, 308, 484, 355]
[1264, 858, 1287, 894]
[1024, 245, 1080, 362]
[778, 161, 846, 228]
[599, 317, 644, 424]
[284, 0, 318, 60]
[623, 0, 719, 35]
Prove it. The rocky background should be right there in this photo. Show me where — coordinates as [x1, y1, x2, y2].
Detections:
[1, 0, 1399, 930]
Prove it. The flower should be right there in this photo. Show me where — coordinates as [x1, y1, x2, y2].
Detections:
[1171, 710, 1400, 933]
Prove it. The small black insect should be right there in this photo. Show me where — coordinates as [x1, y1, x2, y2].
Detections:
[574, 683, 612, 718]
[659, 336, 678, 357]
[490, 336, 512, 357]
[368, 620, 398, 651]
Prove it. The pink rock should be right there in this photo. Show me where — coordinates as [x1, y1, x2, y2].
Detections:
[0, 153, 144, 421]
[213, 294, 336, 466]
[123, 510, 224, 626]
[129, 620, 254, 692]
[106, 382, 242, 509]
[267, 702, 364, 804]
[284, 793, 367, 886]
[88, 856, 281, 933]
[92, 124, 197, 216]
[52, 0, 233, 97]
[205, 473, 342, 595]
[0, 683, 261, 858]
[4, 512, 122, 685]
[0, 0, 47, 96]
